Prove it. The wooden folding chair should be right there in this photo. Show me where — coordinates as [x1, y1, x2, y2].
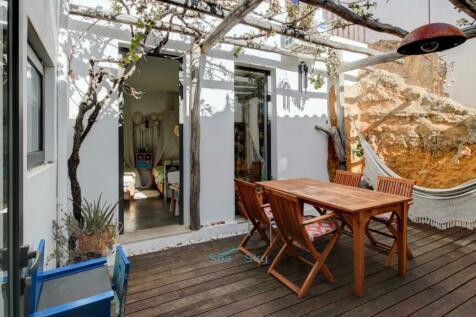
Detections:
[366, 176, 416, 267]
[266, 189, 341, 298]
[235, 179, 280, 266]
[333, 170, 363, 233]
[334, 170, 363, 188]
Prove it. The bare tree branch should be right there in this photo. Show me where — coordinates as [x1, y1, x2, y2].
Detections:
[450, 0, 476, 20]
[303, 0, 409, 38]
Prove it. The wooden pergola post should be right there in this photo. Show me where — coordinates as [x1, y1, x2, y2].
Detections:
[189, 43, 202, 230]
[188, 0, 263, 230]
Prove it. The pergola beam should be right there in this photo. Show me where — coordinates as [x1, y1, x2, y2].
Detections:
[69, 4, 199, 37]
[340, 51, 404, 72]
[201, 0, 263, 53]
[463, 25, 476, 38]
[223, 38, 325, 61]
[69, 4, 326, 63]
[158, 0, 380, 55]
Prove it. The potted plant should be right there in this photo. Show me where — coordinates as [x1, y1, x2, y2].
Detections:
[52, 195, 120, 264]
[71, 196, 119, 256]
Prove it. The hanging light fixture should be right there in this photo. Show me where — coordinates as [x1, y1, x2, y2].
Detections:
[397, 0, 466, 55]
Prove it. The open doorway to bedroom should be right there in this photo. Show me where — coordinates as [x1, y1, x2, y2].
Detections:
[119, 55, 183, 234]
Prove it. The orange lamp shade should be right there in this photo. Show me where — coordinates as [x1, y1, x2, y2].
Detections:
[397, 23, 466, 55]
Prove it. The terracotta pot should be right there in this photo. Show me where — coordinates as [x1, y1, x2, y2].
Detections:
[78, 227, 115, 256]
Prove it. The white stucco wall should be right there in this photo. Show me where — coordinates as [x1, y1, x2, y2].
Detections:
[21, 0, 60, 267]
[65, 16, 193, 226]
[365, 0, 476, 108]
[64, 1, 365, 231]
[64, 17, 334, 227]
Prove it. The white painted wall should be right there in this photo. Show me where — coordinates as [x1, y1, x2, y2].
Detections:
[21, 0, 60, 267]
[364, 0, 476, 107]
[65, 15, 192, 227]
[64, 1, 364, 232]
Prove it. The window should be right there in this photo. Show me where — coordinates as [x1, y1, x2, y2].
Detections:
[284, 36, 295, 47]
[27, 44, 44, 168]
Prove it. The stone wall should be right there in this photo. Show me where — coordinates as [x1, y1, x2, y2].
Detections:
[369, 40, 448, 97]
[345, 68, 476, 189]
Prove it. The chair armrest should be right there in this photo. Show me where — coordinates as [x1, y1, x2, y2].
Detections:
[41, 257, 107, 281]
[256, 191, 264, 205]
[302, 213, 337, 225]
[30, 290, 114, 317]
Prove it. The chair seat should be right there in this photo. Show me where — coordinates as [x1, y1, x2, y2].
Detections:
[303, 216, 337, 241]
[37, 266, 112, 311]
[372, 212, 393, 221]
[263, 205, 273, 221]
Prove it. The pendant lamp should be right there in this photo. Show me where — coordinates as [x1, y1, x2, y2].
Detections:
[397, 0, 466, 55]
[397, 23, 466, 55]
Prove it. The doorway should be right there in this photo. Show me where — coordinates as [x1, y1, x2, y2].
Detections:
[234, 66, 271, 212]
[119, 55, 183, 233]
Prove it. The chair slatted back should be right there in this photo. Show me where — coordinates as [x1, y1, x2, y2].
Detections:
[112, 245, 130, 317]
[334, 170, 363, 188]
[266, 189, 309, 248]
[29, 239, 45, 314]
[235, 179, 269, 225]
[376, 176, 416, 201]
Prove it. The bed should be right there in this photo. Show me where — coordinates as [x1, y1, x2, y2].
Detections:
[152, 166, 165, 196]
[152, 162, 180, 199]
[123, 168, 137, 201]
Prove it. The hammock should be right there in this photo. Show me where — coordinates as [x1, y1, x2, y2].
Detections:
[356, 131, 476, 230]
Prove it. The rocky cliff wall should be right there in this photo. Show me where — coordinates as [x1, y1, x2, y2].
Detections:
[368, 40, 449, 97]
[345, 68, 476, 189]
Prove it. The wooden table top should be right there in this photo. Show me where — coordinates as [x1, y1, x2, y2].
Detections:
[257, 178, 411, 213]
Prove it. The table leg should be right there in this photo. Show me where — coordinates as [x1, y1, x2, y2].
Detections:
[352, 213, 366, 297]
[398, 202, 408, 276]
[170, 190, 176, 215]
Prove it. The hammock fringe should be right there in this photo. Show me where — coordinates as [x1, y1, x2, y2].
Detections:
[409, 217, 475, 230]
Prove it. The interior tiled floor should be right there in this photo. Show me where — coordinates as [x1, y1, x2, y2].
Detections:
[124, 194, 178, 233]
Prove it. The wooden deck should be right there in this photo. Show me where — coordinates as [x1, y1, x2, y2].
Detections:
[125, 223, 476, 316]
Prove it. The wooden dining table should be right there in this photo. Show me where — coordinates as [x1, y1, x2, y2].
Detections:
[256, 177, 412, 297]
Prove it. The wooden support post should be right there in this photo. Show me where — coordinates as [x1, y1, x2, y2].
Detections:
[323, 75, 346, 173]
[335, 73, 346, 149]
[189, 0, 263, 230]
[190, 44, 203, 230]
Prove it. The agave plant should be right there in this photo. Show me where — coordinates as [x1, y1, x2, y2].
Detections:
[78, 195, 118, 235]
[51, 195, 121, 264]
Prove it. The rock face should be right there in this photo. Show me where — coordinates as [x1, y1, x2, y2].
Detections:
[369, 40, 448, 97]
[345, 68, 476, 189]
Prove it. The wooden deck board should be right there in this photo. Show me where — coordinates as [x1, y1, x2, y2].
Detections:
[126, 223, 476, 317]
